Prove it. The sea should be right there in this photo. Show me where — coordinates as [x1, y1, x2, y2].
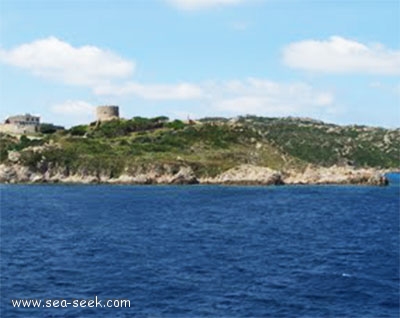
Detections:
[1, 174, 399, 317]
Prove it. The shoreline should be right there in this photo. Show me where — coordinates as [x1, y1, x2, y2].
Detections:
[0, 164, 390, 186]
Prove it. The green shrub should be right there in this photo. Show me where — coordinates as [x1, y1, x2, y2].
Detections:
[19, 151, 43, 169]
[40, 123, 65, 134]
[93, 118, 165, 138]
[166, 120, 185, 130]
[0, 148, 8, 162]
[69, 125, 87, 136]
[150, 116, 169, 123]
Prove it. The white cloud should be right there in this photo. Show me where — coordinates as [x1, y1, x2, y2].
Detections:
[283, 36, 400, 75]
[0, 38, 336, 120]
[95, 77, 334, 116]
[94, 82, 204, 100]
[216, 96, 281, 113]
[0, 37, 134, 86]
[210, 78, 334, 116]
[167, 0, 243, 10]
[51, 100, 95, 117]
[0, 37, 204, 101]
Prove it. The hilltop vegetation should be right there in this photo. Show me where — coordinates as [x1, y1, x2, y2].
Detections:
[0, 116, 399, 179]
[235, 116, 399, 168]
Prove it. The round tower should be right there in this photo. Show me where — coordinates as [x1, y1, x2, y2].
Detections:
[96, 105, 119, 122]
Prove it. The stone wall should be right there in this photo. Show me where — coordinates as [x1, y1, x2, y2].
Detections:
[0, 123, 38, 135]
[96, 106, 119, 122]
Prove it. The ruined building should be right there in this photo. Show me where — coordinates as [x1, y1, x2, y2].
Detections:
[96, 106, 119, 122]
[0, 114, 40, 134]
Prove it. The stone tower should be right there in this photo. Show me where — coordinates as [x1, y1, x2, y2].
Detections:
[96, 105, 119, 122]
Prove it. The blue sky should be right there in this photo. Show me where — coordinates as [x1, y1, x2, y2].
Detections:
[0, 0, 399, 127]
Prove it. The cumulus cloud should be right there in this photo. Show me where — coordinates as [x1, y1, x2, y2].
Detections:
[209, 78, 334, 116]
[94, 82, 204, 100]
[95, 77, 334, 116]
[0, 37, 336, 119]
[283, 36, 400, 75]
[0, 37, 134, 86]
[167, 0, 243, 10]
[51, 100, 95, 117]
[0, 37, 205, 101]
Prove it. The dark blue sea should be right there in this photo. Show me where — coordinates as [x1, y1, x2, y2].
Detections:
[1, 174, 399, 317]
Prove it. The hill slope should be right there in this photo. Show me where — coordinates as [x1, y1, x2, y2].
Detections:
[0, 116, 398, 184]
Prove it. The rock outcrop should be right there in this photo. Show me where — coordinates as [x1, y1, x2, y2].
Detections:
[201, 164, 284, 185]
[0, 164, 199, 185]
[283, 165, 388, 186]
[0, 163, 388, 186]
[108, 166, 199, 184]
[168, 167, 199, 185]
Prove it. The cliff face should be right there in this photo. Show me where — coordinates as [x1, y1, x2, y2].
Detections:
[0, 164, 199, 185]
[0, 163, 388, 186]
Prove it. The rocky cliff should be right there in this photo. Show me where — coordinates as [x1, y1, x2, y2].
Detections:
[0, 163, 388, 186]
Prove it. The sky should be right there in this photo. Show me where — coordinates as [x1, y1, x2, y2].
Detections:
[0, 0, 399, 128]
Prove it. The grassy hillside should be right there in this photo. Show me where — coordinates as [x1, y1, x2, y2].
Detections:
[1, 116, 399, 178]
[233, 116, 400, 168]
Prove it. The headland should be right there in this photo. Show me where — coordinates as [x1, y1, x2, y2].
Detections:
[0, 110, 398, 186]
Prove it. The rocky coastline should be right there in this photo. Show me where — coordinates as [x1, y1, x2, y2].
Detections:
[0, 163, 389, 186]
[1, 115, 398, 187]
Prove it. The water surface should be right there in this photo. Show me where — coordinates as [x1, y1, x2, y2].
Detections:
[1, 176, 399, 317]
